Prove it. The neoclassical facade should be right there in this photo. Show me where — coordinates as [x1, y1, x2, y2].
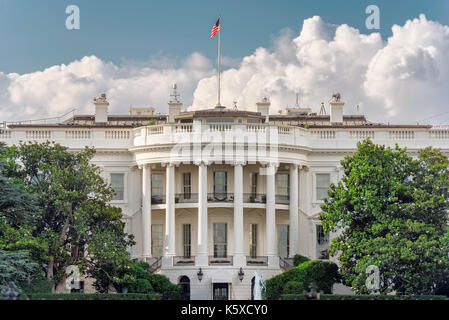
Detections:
[1, 90, 448, 299]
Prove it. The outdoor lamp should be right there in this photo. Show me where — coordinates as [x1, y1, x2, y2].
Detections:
[197, 268, 203, 282]
[238, 267, 244, 282]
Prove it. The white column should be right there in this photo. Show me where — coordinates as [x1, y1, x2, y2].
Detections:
[266, 163, 276, 257]
[197, 162, 208, 266]
[142, 164, 152, 258]
[165, 163, 175, 257]
[289, 164, 299, 257]
[233, 162, 245, 266]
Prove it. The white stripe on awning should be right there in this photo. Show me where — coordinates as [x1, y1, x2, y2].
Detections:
[211, 270, 233, 283]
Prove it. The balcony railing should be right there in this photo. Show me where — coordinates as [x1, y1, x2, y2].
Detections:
[175, 193, 198, 203]
[207, 193, 234, 202]
[243, 193, 266, 204]
[174, 256, 195, 266]
[208, 256, 233, 265]
[275, 194, 290, 205]
[151, 195, 165, 204]
[246, 256, 268, 266]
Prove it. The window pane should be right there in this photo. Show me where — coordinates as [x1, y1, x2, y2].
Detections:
[151, 224, 164, 257]
[111, 173, 124, 200]
[277, 174, 289, 198]
[214, 223, 227, 258]
[249, 224, 257, 257]
[277, 225, 289, 258]
[250, 173, 258, 196]
[214, 172, 227, 197]
[316, 174, 330, 200]
[183, 173, 191, 199]
[151, 173, 163, 196]
[183, 224, 191, 258]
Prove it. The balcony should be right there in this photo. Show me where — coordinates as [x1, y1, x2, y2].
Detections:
[208, 256, 233, 266]
[151, 195, 165, 204]
[207, 193, 234, 203]
[173, 256, 195, 266]
[243, 193, 266, 204]
[175, 193, 198, 203]
[246, 256, 268, 266]
[275, 194, 290, 205]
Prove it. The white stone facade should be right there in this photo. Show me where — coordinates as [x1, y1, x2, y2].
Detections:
[2, 94, 448, 299]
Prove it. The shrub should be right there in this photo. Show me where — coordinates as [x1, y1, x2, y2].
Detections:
[293, 254, 310, 267]
[24, 293, 162, 300]
[130, 278, 153, 294]
[266, 260, 340, 299]
[284, 281, 305, 295]
[18, 278, 53, 294]
[148, 274, 182, 300]
[282, 294, 447, 300]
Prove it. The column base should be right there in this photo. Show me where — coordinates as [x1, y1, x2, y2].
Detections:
[233, 255, 246, 267]
[161, 256, 173, 268]
[195, 255, 209, 267]
[268, 256, 280, 268]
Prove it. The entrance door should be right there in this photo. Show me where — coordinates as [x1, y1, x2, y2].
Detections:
[179, 276, 190, 300]
[213, 283, 229, 300]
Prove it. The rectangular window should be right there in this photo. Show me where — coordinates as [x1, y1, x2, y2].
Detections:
[277, 224, 289, 258]
[183, 224, 191, 258]
[249, 224, 257, 258]
[214, 171, 227, 199]
[151, 224, 164, 257]
[316, 225, 329, 260]
[277, 173, 289, 200]
[183, 173, 191, 199]
[213, 223, 227, 258]
[110, 173, 124, 200]
[151, 173, 163, 196]
[250, 173, 258, 197]
[316, 173, 331, 200]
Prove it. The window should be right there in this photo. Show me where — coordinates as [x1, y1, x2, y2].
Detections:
[214, 171, 227, 199]
[151, 224, 164, 257]
[277, 225, 289, 258]
[183, 173, 191, 199]
[151, 173, 163, 196]
[213, 223, 227, 258]
[183, 224, 191, 258]
[110, 173, 124, 200]
[277, 173, 289, 200]
[316, 225, 329, 260]
[250, 173, 258, 197]
[249, 224, 257, 258]
[316, 173, 330, 201]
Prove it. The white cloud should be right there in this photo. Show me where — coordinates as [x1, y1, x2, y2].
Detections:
[1, 15, 449, 125]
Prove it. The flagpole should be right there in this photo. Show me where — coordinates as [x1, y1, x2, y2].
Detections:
[216, 17, 221, 107]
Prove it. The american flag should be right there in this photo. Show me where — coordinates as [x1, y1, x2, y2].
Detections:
[210, 17, 220, 39]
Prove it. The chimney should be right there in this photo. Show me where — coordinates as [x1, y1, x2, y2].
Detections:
[168, 84, 182, 123]
[329, 93, 344, 124]
[256, 97, 271, 123]
[93, 93, 109, 123]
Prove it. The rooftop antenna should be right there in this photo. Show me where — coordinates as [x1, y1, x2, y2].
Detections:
[295, 92, 299, 107]
[319, 102, 326, 115]
[233, 99, 238, 110]
[356, 104, 360, 114]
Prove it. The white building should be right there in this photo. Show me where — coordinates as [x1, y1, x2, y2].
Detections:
[1, 89, 448, 300]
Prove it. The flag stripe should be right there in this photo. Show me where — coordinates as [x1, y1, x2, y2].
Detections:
[210, 18, 220, 39]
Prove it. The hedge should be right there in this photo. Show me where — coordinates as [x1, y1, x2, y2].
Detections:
[282, 294, 448, 300]
[266, 260, 340, 300]
[293, 254, 310, 267]
[23, 293, 162, 300]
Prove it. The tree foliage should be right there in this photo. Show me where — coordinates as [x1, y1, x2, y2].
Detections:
[320, 140, 449, 294]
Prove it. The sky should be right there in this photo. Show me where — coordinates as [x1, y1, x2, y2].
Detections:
[1, 0, 449, 124]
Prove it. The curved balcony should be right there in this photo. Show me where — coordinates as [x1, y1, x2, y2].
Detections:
[243, 193, 266, 204]
[207, 193, 234, 202]
[175, 193, 198, 203]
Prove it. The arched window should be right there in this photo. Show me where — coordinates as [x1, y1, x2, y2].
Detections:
[179, 276, 190, 300]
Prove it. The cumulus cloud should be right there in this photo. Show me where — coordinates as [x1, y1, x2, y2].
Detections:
[0, 53, 214, 122]
[1, 15, 449, 125]
[192, 15, 449, 125]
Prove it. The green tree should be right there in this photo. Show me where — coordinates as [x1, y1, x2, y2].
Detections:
[0, 251, 38, 291]
[320, 140, 449, 294]
[8, 141, 134, 290]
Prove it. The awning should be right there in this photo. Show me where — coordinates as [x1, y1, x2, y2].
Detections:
[211, 270, 233, 283]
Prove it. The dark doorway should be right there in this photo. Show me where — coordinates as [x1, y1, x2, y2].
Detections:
[179, 276, 190, 300]
[213, 283, 229, 300]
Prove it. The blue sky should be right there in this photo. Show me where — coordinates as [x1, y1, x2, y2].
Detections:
[0, 0, 448, 74]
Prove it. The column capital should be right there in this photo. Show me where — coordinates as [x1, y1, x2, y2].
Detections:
[287, 163, 300, 170]
[259, 161, 279, 168]
[194, 160, 211, 166]
[232, 160, 246, 166]
[161, 161, 179, 168]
